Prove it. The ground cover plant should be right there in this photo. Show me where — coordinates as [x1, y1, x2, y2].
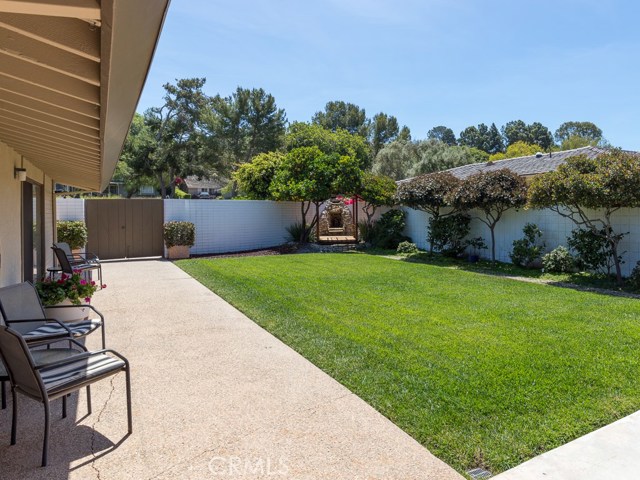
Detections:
[178, 253, 640, 474]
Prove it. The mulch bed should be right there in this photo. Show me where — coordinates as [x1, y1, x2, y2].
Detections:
[189, 244, 298, 259]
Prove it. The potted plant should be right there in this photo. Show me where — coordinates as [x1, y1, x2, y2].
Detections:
[57, 220, 88, 254]
[164, 221, 195, 259]
[35, 271, 101, 322]
[465, 236, 487, 263]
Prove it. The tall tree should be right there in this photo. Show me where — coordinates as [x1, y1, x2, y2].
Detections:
[427, 126, 457, 146]
[286, 122, 371, 168]
[528, 150, 640, 285]
[502, 120, 553, 150]
[135, 78, 212, 197]
[489, 141, 544, 161]
[358, 172, 397, 225]
[397, 125, 412, 141]
[312, 100, 369, 137]
[232, 151, 284, 199]
[459, 123, 504, 154]
[554, 121, 603, 147]
[208, 87, 287, 166]
[370, 113, 400, 158]
[453, 169, 528, 261]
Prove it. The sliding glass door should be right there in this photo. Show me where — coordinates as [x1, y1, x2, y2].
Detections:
[22, 181, 44, 282]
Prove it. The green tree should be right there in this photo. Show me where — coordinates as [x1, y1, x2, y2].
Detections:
[396, 172, 462, 252]
[427, 126, 457, 146]
[459, 123, 504, 154]
[528, 150, 640, 284]
[269, 146, 363, 242]
[232, 151, 284, 199]
[489, 141, 544, 161]
[358, 172, 397, 224]
[502, 120, 553, 150]
[370, 113, 400, 158]
[139, 78, 212, 197]
[286, 122, 371, 168]
[312, 101, 369, 137]
[397, 125, 412, 141]
[554, 121, 603, 148]
[452, 169, 528, 261]
[371, 139, 416, 180]
[208, 87, 287, 166]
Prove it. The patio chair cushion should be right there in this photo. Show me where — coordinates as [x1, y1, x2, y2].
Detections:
[41, 353, 125, 394]
[23, 319, 101, 341]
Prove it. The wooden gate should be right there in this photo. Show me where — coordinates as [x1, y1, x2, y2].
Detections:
[85, 199, 164, 260]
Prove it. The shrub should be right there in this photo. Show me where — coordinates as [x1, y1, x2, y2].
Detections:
[163, 221, 195, 248]
[397, 241, 419, 255]
[369, 209, 409, 249]
[628, 262, 640, 291]
[465, 237, 487, 257]
[428, 213, 470, 257]
[174, 189, 191, 199]
[567, 228, 621, 275]
[358, 220, 376, 244]
[542, 246, 575, 273]
[286, 222, 316, 243]
[57, 220, 88, 250]
[509, 223, 544, 267]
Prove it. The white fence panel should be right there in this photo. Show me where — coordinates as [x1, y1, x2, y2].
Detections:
[56, 198, 85, 221]
[164, 200, 302, 255]
[403, 207, 640, 276]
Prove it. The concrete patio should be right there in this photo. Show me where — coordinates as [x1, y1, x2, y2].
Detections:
[0, 259, 462, 479]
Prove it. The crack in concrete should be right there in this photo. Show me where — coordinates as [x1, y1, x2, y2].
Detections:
[89, 374, 118, 479]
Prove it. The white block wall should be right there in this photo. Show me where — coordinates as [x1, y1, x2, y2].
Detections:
[56, 198, 85, 221]
[164, 200, 304, 255]
[403, 207, 640, 276]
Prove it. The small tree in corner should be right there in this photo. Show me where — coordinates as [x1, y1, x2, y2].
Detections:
[528, 150, 640, 285]
[452, 169, 528, 262]
[358, 172, 397, 225]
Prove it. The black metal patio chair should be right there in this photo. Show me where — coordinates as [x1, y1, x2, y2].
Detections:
[0, 325, 131, 466]
[1, 329, 89, 410]
[0, 282, 106, 349]
[52, 245, 103, 287]
[53, 242, 101, 267]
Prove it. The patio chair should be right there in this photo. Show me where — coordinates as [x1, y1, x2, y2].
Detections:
[53, 242, 100, 267]
[0, 325, 131, 466]
[0, 282, 105, 349]
[1, 331, 89, 410]
[52, 245, 103, 287]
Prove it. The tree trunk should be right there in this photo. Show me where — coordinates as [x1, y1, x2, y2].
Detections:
[158, 173, 166, 198]
[611, 240, 624, 286]
[490, 225, 496, 262]
[300, 201, 307, 243]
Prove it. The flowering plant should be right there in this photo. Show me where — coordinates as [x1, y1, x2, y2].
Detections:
[35, 271, 104, 306]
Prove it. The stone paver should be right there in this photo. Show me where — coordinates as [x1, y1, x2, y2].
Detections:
[0, 259, 462, 480]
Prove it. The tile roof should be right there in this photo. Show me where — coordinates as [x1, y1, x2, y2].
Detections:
[183, 175, 226, 189]
[444, 146, 607, 180]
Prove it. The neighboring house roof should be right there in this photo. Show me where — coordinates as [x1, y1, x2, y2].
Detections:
[398, 146, 638, 184]
[0, 1, 171, 191]
[444, 146, 609, 180]
[183, 176, 226, 190]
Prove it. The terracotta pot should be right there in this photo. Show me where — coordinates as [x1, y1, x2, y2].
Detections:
[167, 245, 191, 259]
[44, 299, 90, 323]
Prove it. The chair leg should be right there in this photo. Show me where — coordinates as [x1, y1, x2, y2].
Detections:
[101, 323, 106, 349]
[86, 385, 92, 414]
[10, 388, 17, 445]
[1, 380, 6, 410]
[125, 367, 132, 434]
[42, 401, 50, 467]
[62, 394, 67, 419]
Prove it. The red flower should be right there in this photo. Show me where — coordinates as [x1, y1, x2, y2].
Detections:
[101, 284, 107, 289]
[84, 297, 91, 303]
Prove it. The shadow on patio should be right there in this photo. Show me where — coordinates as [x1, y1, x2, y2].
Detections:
[0, 260, 461, 480]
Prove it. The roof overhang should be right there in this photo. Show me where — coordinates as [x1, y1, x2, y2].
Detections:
[0, 0, 170, 191]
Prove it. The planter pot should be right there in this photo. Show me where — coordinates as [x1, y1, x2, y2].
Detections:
[167, 245, 191, 259]
[44, 299, 90, 323]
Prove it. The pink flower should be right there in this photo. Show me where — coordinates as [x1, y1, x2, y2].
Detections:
[101, 284, 107, 289]
[91, 281, 96, 286]
[84, 297, 91, 303]
[80, 279, 87, 285]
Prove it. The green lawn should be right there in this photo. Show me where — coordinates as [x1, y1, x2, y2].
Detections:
[177, 253, 640, 475]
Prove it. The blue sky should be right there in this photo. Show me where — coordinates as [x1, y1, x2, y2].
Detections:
[137, 0, 640, 149]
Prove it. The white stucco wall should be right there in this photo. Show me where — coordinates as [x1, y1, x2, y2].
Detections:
[0, 140, 55, 287]
[403, 207, 640, 277]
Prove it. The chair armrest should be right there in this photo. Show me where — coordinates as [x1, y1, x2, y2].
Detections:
[35, 348, 126, 371]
